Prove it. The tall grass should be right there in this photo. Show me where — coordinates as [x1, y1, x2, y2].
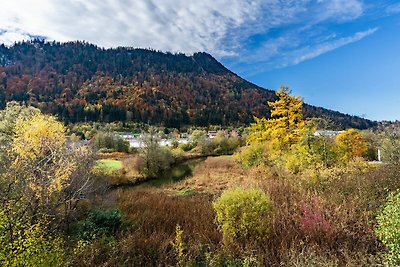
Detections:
[69, 162, 400, 266]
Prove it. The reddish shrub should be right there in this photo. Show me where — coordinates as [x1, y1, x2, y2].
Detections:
[299, 197, 332, 238]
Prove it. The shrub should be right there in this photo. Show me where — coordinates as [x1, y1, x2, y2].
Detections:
[208, 136, 241, 155]
[212, 188, 273, 243]
[172, 224, 185, 263]
[237, 144, 265, 167]
[182, 130, 241, 155]
[69, 133, 81, 142]
[189, 130, 207, 146]
[179, 142, 196, 152]
[0, 212, 65, 267]
[299, 197, 331, 238]
[170, 139, 180, 149]
[203, 252, 259, 267]
[375, 191, 400, 265]
[78, 208, 122, 240]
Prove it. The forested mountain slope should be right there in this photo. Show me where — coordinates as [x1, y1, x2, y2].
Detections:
[0, 41, 375, 129]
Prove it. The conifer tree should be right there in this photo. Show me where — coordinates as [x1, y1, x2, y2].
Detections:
[248, 85, 305, 151]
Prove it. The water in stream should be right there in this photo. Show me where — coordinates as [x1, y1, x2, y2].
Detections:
[137, 158, 205, 188]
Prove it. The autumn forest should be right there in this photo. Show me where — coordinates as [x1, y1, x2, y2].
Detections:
[0, 41, 375, 129]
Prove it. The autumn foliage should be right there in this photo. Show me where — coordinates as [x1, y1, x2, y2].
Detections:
[0, 41, 376, 129]
[0, 103, 98, 266]
[245, 86, 369, 173]
[335, 128, 368, 162]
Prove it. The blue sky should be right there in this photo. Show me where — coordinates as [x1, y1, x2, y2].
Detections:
[0, 0, 400, 120]
[222, 2, 400, 121]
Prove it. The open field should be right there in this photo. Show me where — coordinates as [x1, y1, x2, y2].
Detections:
[72, 154, 399, 266]
[95, 159, 123, 173]
[94, 153, 143, 185]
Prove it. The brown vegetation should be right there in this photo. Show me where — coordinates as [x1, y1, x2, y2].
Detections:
[72, 189, 221, 266]
[170, 156, 256, 194]
[70, 157, 398, 266]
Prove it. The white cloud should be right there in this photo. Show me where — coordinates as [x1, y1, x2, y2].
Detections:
[0, 0, 263, 56]
[0, 0, 378, 70]
[0, 30, 32, 45]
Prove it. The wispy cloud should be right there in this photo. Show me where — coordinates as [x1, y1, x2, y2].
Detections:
[316, 0, 364, 22]
[227, 27, 378, 77]
[292, 27, 379, 65]
[0, 0, 389, 72]
[386, 3, 400, 14]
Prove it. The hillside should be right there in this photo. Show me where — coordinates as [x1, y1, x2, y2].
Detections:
[0, 40, 375, 129]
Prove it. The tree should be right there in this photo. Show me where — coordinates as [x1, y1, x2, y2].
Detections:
[247, 85, 305, 151]
[0, 104, 99, 266]
[237, 144, 265, 167]
[92, 132, 130, 153]
[286, 122, 339, 172]
[0, 210, 65, 267]
[0, 104, 99, 262]
[11, 114, 81, 200]
[246, 85, 309, 172]
[380, 128, 400, 165]
[0, 101, 40, 158]
[245, 86, 342, 173]
[137, 127, 173, 178]
[335, 129, 367, 162]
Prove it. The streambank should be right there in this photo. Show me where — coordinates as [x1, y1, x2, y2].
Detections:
[107, 156, 207, 189]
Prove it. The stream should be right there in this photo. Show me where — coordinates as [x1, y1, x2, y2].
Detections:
[136, 158, 205, 188]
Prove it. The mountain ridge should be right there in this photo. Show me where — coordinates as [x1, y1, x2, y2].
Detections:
[0, 40, 376, 129]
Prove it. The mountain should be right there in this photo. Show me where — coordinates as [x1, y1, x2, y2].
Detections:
[0, 40, 376, 129]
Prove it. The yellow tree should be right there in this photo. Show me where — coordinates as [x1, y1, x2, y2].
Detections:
[1, 106, 97, 227]
[246, 117, 269, 145]
[11, 113, 77, 197]
[335, 129, 367, 162]
[0, 101, 40, 161]
[0, 104, 98, 266]
[0, 111, 73, 266]
[248, 85, 306, 151]
[267, 85, 305, 150]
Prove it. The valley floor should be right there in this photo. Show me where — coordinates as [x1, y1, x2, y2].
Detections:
[75, 155, 396, 266]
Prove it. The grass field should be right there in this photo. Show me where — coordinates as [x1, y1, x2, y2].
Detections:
[95, 159, 123, 173]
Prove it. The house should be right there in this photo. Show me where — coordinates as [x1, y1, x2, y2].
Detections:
[207, 131, 217, 139]
[314, 130, 344, 137]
